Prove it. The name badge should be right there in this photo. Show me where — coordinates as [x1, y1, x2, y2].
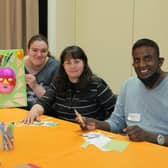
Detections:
[127, 113, 141, 122]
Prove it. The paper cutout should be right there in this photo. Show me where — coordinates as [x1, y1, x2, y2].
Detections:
[12, 120, 58, 127]
[0, 49, 27, 107]
[81, 132, 129, 152]
[103, 139, 129, 152]
[31, 121, 58, 126]
[0, 67, 16, 93]
[81, 141, 90, 148]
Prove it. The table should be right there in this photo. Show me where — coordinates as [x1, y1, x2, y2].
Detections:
[0, 108, 167, 168]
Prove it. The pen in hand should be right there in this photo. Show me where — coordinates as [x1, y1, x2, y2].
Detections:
[74, 109, 85, 128]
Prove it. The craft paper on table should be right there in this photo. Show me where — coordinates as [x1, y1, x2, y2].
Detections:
[12, 120, 58, 127]
[31, 121, 58, 126]
[0, 49, 27, 107]
[103, 139, 129, 152]
[82, 132, 129, 152]
[83, 133, 111, 151]
[15, 121, 58, 127]
[82, 132, 111, 151]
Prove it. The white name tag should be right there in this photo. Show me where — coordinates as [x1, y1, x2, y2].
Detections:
[127, 113, 141, 122]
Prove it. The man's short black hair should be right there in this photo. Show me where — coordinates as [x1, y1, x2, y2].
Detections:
[132, 38, 160, 57]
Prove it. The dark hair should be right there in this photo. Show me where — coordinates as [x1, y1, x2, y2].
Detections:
[55, 46, 93, 96]
[132, 38, 160, 57]
[28, 34, 48, 49]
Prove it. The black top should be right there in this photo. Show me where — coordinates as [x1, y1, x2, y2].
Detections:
[37, 76, 117, 122]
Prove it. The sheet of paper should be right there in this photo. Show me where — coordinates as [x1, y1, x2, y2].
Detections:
[31, 121, 58, 126]
[85, 135, 111, 151]
[82, 132, 129, 152]
[103, 139, 129, 152]
[13, 120, 58, 127]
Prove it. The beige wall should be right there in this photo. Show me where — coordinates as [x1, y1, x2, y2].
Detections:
[133, 0, 168, 71]
[76, 0, 133, 93]
[51, 0, 168, 93]
[48, 0, 76, 58]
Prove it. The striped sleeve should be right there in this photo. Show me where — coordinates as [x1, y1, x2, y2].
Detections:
[37, 80, 57, 112]
[97, 79, 117, 119]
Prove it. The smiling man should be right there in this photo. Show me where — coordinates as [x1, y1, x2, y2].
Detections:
[76, 38, 168, 146]
[132, 39, 165, 88]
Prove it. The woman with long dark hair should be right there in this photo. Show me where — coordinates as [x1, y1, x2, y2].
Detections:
[23, 46, 117, 123]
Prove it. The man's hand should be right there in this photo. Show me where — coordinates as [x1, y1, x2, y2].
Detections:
[75, 111, 111, 131]
[75, 112, 97, 130]
[123, 125, 147, 141]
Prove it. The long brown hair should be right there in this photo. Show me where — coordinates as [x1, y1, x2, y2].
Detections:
[55, 46, 93, 96]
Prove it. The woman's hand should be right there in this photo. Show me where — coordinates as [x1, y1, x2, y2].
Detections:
[25, 74, 38, 90]
[22, 111, 41, 124]
[22, 104, 44, 124]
